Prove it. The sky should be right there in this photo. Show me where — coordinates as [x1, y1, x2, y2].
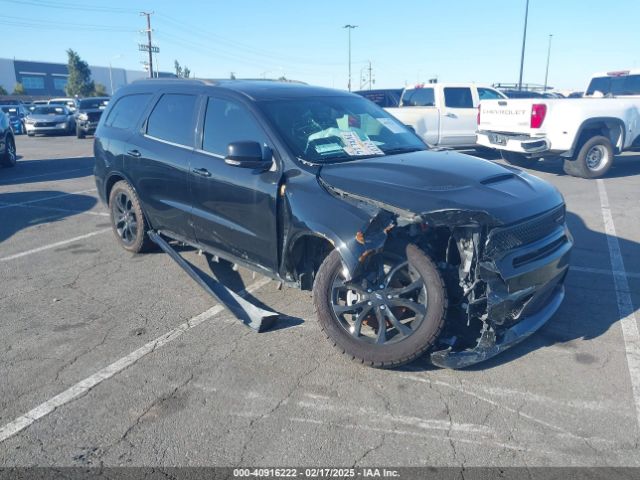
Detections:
[1, 0, 639, 91]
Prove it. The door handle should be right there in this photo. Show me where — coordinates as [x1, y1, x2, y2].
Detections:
[191, 167, 211, 177]
[126, 149, 141, 158]
[445, 113, 456, 118]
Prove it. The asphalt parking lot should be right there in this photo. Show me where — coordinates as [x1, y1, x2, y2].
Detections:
[1, 135, 639, 468]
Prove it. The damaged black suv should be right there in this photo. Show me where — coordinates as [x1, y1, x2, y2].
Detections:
[94, 79, 572, 369]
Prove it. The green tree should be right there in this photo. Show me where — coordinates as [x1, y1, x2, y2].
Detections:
[12, 83, 25, 95]
[174, 60, 190, 78]
[0, 85, 8, 95]
[65, 49, 94, 97]
[183, 67, 190, 79]
[93, 83, 107, 96]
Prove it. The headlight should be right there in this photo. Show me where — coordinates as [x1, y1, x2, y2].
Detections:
[57, 123, 67, 128]
[25, 118, 35, 124]
[78, 113, 88, 121]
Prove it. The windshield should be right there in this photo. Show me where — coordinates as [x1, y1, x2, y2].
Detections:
[79, 98, 109, 109]
[259, 95, 426, 163]
[33, 106, 67, 115]
[586, 74, 640, 96]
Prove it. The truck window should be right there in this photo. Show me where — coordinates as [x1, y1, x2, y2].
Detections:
[478, 88, 504, 100]
[586, 74, 640, 96]
[202, 97, 268, 156]
[104, 94, 152, 130]
[401, 88, 435, 107]
[146, 94, 197, 147]
[444, 88, 473, 108]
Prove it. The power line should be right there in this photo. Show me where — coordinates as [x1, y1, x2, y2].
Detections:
[0, 0, 138, 14]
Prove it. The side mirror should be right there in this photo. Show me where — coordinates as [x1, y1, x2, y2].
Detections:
[405, 124, 416, 134]
[224, 141, 270, 169]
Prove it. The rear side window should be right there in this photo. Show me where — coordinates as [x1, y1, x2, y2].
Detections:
[146, 94, 197, 146]
[202, 97, 268, 156]
[105, 94, 152, 130]
[586, 75, 640, 96]
[444, 88, 473, 108]
[478, 88, 504, 100]
[401, 88, 435, 107]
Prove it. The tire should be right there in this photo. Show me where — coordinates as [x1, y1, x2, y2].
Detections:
[313, 244, 447, 368]
[27, 131, 34, 137]
[500, 150, 538, 167]
[76, 126, 85, 139]
[563, 135, 613, 179]
[108, 180, 154, 253]
[1, 135, 17, 168]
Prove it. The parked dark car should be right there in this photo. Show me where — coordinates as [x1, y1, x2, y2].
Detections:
[74, 97, 109, 138]
[94, 79, 572, 369]
[0, 105, 27, 135]
[0, 110, 17, 167]
[354, 88, 403, 108]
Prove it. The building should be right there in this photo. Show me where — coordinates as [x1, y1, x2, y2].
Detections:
[0, 58, 175, 97]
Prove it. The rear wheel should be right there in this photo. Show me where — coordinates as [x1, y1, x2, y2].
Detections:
[563, 135, 613, 179]
[108, 181, 154, 253]
[501, 150, 538, 167]
[1, 135, 16, 168]
[313, 244, 447, 368]
[76, 126, 85, 139]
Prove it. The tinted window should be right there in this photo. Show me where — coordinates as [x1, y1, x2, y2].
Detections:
[202, 97, 268, 156]
[444, 87, 473, 108]
[478, 88, 504, 100]
[105, 94, 152, 129]
[356, 90, 402, 108]
[401, 88, 435, 107]
[586, 75, 640, 96]
[146, 94, 197, 146]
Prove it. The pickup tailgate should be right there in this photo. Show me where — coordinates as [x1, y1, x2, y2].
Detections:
[479, 99, 537, 134]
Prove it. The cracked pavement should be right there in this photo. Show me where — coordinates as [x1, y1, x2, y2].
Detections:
[0, 136, 639, 467]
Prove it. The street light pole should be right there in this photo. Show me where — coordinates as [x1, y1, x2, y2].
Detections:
[543, 34, 553, 91]
[518, 0, 530, 91]
[343, 24, 357, 91]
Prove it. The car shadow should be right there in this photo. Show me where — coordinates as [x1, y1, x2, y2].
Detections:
[401, 210, 639, 372]
[0, 156, 94, 186]
[0, 190, 98, 244]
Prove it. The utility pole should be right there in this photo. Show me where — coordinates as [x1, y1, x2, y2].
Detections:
[543, 34, 553, 91]
[367, 60, 373, 90]
[343, 24, 357, 91]
[140, 11, 154, 78]
[518, 0, 530, 91]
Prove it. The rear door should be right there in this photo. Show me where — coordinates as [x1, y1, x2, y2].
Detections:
[386, 87, 440, 144]
[125, 92, 198, 240]
[188, 95, 280, 270]
[439, 86, 477, 146]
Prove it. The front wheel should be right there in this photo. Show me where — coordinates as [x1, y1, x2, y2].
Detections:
[563, 135, 613, 178]
[108, 181, 154, 253]
[1, 135, 17, 168]
[76, 126, 85, 139]
[313, 245, 447, 368]
[501, 150, 538, 167]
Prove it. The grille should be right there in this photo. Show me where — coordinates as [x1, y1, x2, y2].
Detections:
[34, 122, 56, 127]
[87, 112, 102, 122]
[486, 205, 565, 257]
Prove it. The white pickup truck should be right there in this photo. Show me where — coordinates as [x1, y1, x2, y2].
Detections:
[385, 83, 505, 147]
[477, 70, 640, 178]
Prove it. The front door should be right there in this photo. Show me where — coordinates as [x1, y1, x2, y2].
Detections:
[189, 95, 280, 270]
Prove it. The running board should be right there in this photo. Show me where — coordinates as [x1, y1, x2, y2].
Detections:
[148, 231, 279, 332]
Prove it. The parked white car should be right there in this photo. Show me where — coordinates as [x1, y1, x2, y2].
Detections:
[385, 83, 506, 148]
[477, 71, 640, 178]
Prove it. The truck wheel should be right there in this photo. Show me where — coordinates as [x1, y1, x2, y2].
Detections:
[108, 181, 154, 253]
[1, 135, 17, 168]
[501, 150, 537, 167]
[563, 135, 613, 179]
[76, 126, 85, 139]
[313, 244, 447, 368]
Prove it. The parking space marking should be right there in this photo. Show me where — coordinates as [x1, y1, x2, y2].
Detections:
[0, 228, 111, 262]
[597, 179, 640, 430]
[0, 188, 97, 210]
[0, 201, 109, 218]
[572, 265, 640, 280]
[0, 167, 93, 185]
[0, 276, 272, 444]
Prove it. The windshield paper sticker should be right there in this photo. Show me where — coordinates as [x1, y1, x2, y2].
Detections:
[340, 131, 384, 156]
[377, 117, 406, 134]
[315, 143, 344, 154]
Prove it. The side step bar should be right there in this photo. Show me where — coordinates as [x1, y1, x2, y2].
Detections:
[149, 231, 279, 332]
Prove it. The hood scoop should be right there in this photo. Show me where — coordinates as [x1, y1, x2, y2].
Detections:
[480, 173, 516, 185]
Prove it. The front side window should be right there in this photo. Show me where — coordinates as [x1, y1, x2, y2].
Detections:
[401, 88, 435, 107]
[146, 94, 197, 146]
[444, 87, 474, 108]
[260, 95, 426, 163]
[105, 94, 152, 130]
[202, 97, 268, 156]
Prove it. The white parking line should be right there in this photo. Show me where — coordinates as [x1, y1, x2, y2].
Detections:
[0, 228, 111, 262]
[0, 201, 109, 218]
[0, 276, 272, 443]
[597, 179, 640, 430]
[0, 167, 93, 184]
[571, 265, 640, 280]
[0, 188, 97, 210]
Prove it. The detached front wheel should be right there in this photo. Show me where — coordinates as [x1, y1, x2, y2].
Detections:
[313, 245, 447, 368]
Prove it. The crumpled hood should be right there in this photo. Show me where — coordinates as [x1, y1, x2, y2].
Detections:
[318, 150, 563, 225]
